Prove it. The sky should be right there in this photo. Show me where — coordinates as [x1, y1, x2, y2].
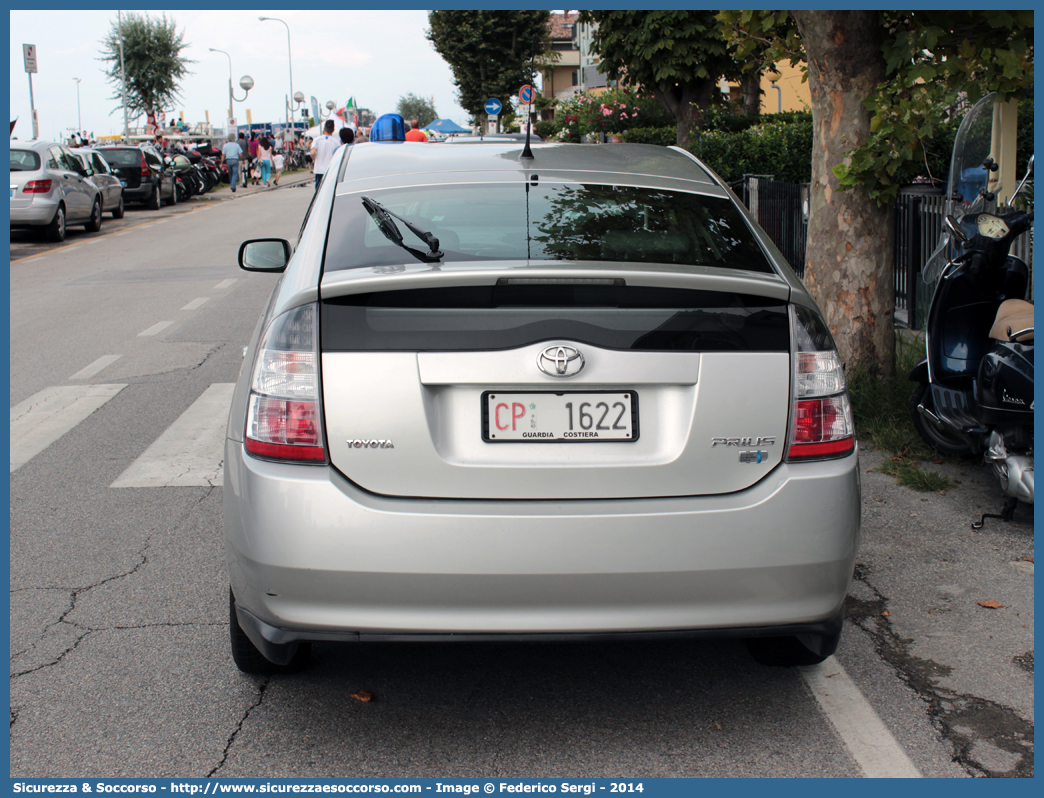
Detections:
[9, 9, 473, 141]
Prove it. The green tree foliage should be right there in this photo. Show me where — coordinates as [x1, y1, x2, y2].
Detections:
[427, 10, 552, 120]
[719, 10, 1034, 206]
[396, 93, 437, 127]
[575, 11, 744, 148]
[98, 12, 193, 119]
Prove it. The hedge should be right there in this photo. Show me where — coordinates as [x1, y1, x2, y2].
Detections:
[689, 117, 814, 184]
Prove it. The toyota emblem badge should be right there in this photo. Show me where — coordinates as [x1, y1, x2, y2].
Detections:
[537, 345, 585, 377]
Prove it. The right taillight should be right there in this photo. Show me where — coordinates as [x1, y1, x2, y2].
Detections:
[244, 303, 327, 464]
[785, 305, 855, 461]
[140, 154, 150, 177]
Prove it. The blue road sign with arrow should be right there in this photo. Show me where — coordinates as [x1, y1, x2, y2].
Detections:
[484, 98, 502, 116]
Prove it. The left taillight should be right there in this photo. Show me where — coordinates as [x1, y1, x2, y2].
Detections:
[23, 180, 53, 193]
[785, 305, 855, 462]
[244, 303, 327, 463]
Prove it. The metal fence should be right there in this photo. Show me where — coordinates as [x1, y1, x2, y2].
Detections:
[737, 176, 1033, 330]
[739, 176, 807, 278]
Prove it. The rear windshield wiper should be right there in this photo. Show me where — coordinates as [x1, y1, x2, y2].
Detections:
[361, 196, 444, 264]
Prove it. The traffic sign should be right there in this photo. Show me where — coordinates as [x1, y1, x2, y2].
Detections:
[23, 44, 37, 74]
[484, 98, 502, 116]
[519, 85, 534, 105]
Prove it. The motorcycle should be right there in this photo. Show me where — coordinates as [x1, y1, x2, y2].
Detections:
[909, 93, 1034, 528]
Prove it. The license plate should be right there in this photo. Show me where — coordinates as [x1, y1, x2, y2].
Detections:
[10, 189, 14, 198]
[483, 391, 638, 442]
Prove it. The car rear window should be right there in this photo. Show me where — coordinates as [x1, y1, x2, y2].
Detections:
[321, 285, 789, 352]
[97, 149, 143, 167]
[10, 150, 40, 171]
[324, 182, 773, 273]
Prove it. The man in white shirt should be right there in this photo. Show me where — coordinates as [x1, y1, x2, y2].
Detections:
[310, 119, 340, 191]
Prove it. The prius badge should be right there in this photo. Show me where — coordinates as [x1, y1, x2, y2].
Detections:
[538, 345, 585, 377]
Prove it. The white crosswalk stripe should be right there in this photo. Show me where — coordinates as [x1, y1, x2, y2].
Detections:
[10, 384, 127, 472]
[110, 383, 235, 488]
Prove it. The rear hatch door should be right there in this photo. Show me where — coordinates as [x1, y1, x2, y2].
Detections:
[98, 148, 143, 189]
[320, 271, 792, 500]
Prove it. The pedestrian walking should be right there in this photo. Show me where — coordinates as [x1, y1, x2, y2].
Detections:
[259, 136, 273, 187]
[310, 119, 340, 191]
[333, 127, 355, 158]
[272, 150, 285, 186]
[237, 132, 250, 188]
[248, 133, 260, 185]
[220, 136, 242, 193]
[405, 119, 429, 142]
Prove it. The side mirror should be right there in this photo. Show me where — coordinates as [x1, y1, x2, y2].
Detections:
[1010, 155, 1034, 203]
[944, 215, 967, 242]
[239, 239, 292, 273]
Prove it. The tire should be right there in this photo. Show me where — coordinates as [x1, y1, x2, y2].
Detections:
[746, 635, 832, 667]
[112, 194, 125, 219]
[229, 588, 311, 675]
[175, 179, 189, 204]
[909, 382, 974, 457]
[84, 198, 103, 232]
[147, 183, 161, 210]
[165, 180, 178, 206]
[45, 203, 66, 242]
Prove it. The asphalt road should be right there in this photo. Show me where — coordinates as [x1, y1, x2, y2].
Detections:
[8, 183, 1033, 779]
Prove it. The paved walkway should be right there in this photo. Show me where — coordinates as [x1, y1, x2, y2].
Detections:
[194, 167, 315, 202]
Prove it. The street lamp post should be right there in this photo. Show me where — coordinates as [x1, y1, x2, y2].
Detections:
[319, 100, 338, 121]
[210, 48, 253, 136]
[259, 17, 293, 138]
[72, 78, 82, 138]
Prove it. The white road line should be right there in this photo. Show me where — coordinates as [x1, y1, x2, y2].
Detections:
[213, 278, 237, 291]
[69, 354, 122, 380]
[181, 297, 209, 311]
[801, 658, 922, 778]
[110, 383, 235, 488]
[10, 384, 127, 472]
[138, 320, 175, 337]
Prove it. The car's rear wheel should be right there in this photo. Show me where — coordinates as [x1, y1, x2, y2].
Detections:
[112, 194, 125, 219]
[84, 198, 103, 233]
[229, 588, 311, 674]
[45, 203, 66, 242]
[909, 382, 974, 457]
[165, 182, 178, 207]
[147, 184, 160, 210]
[745, 633, 836, 667]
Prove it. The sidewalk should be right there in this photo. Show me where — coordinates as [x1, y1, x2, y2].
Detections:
[194, 167, 315, 202]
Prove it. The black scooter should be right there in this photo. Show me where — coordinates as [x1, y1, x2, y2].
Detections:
[909, 94, 1034, 526]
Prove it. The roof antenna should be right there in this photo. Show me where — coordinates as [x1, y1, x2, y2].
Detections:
[520, 34, 536, 162]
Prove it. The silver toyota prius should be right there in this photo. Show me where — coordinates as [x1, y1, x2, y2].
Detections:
[224, 140, 861, 674]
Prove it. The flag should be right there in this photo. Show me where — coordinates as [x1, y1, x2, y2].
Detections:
[345, 97, 356, 110]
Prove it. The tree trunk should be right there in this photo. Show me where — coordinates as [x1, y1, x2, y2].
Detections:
[654, 80, 715, 149]
[740, 75, 761, 115]
[792, 11, 895, 376]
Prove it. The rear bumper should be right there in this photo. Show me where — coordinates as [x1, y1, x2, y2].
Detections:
[225, 440, 861, 638]
[10, 200, 58, 227]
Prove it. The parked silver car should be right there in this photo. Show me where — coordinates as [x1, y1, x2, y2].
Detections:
[225, 141, 861, 674]
[71, 147, 125, 218]
[10, 140, 104, 241]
